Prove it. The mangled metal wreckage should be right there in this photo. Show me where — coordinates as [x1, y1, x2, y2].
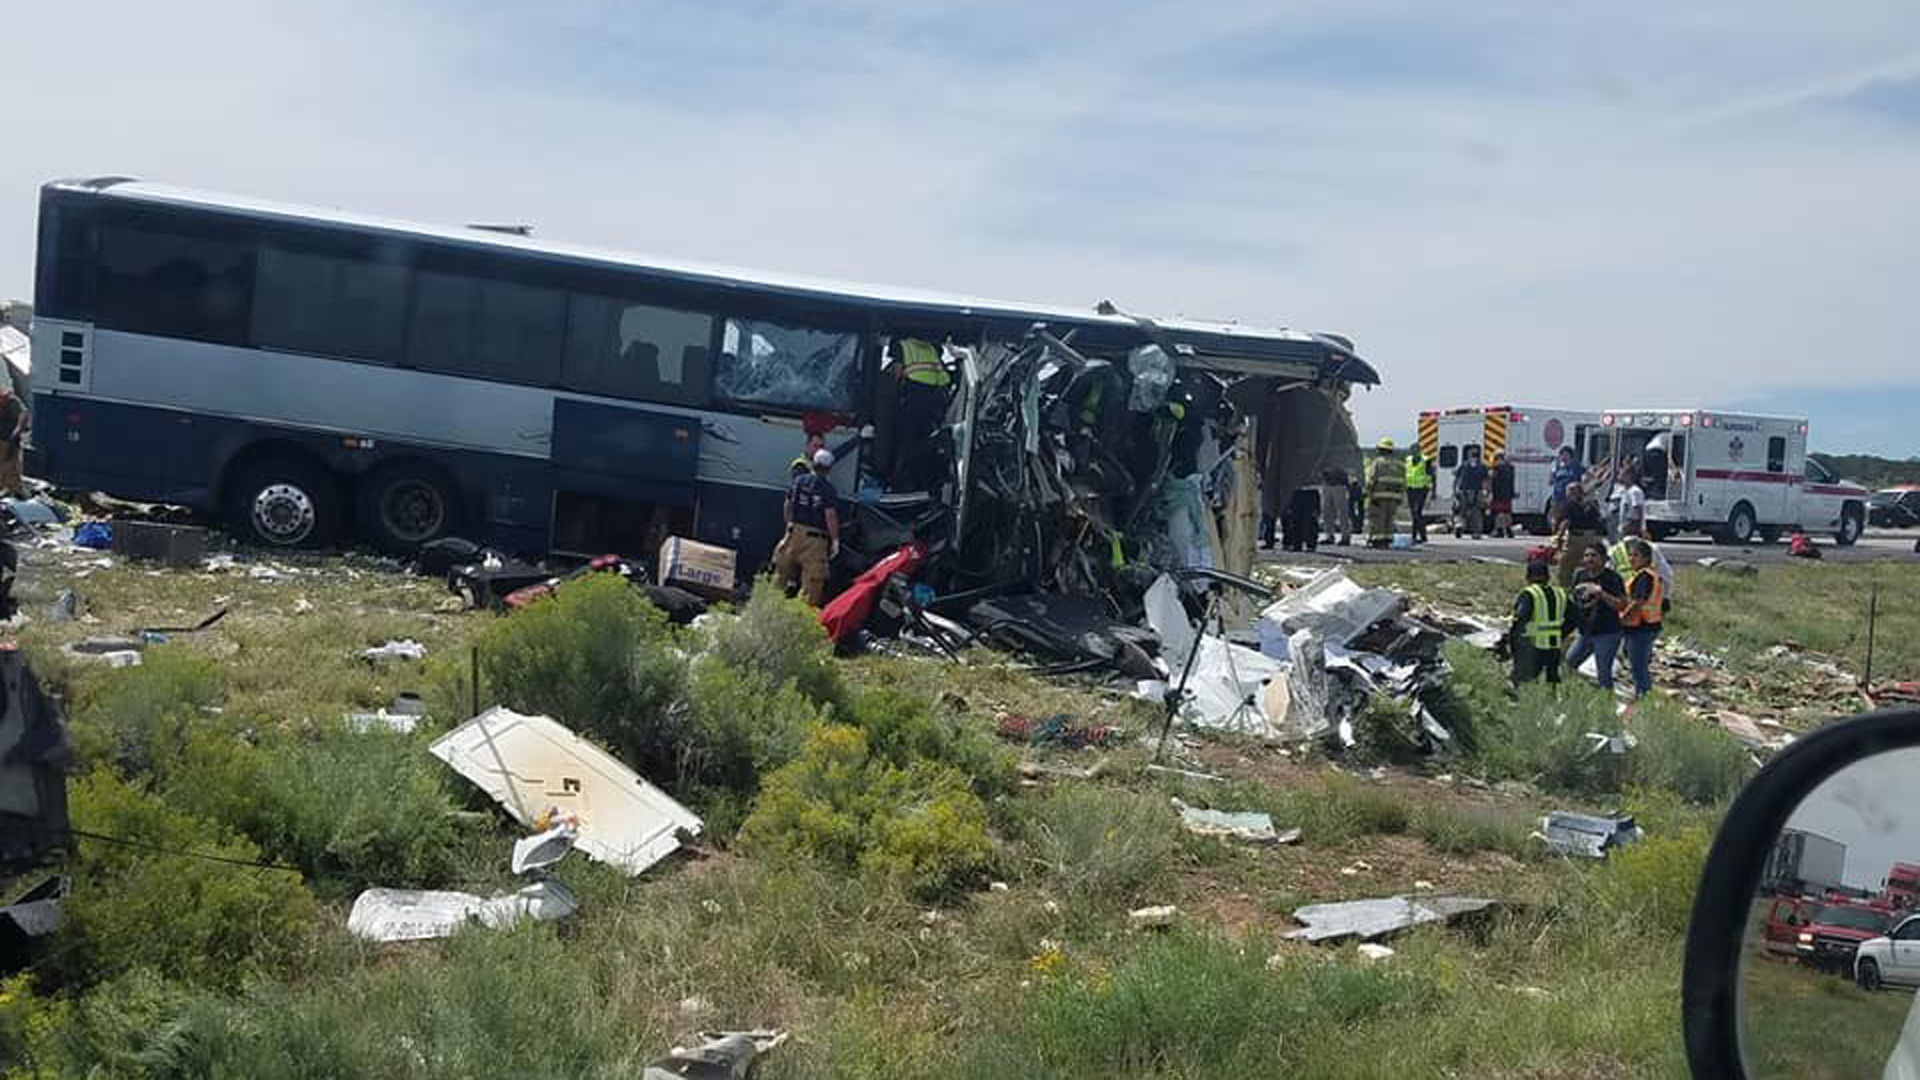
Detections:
[842, 315, 1374, 683]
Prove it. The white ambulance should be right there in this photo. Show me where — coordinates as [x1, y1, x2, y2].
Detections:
[1416, 405, 1603, 531]
[1595, 409, 1869, 545]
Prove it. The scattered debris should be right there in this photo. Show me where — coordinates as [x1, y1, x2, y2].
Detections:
[64, 638, 143, 667]
[361, 639, 428, 664]
[989, 881, 1010, 893]
[997, 714, 1119, 749]
[1696, 557, 1758, 576]
[0, 876, 68, 970]
[47, 588, 76, 620]
[293, 597, 314, 614]
[346, 880, 579, 942]
[110, 520, 209, 567]
[1355, 943, 1397, 963]
[1143, 763, 1224, 784]
[135, 607, 227, 635]
[1129, 904, 1180, 930]
[428, 707, 702, 876]
[72, 521, 113, 549]
[343, 710, 421, 735]
[510, 821, 578, 875]
[1174, 800, 1291, 844]
[658, 535, 738, 600]
[1286, 895, 1498, 943]
[642, 1030, 789, 1080]
[1537, 812, 1644, 859]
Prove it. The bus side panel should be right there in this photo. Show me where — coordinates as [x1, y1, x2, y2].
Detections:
[32, 393, 224, 510]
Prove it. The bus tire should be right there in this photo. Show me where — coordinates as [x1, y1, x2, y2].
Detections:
[1835, 504, 1864, 547]
[1725, 502, 1758, 545]
[357, 462, 461, 554]
[227, 456, 342, 549]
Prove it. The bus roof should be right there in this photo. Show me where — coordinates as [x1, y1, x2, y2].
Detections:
[49, 177, 1378, 384]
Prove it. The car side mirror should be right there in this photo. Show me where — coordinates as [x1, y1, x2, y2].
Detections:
[1684, 707, 1920, 1079]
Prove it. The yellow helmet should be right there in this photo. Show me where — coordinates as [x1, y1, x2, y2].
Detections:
[1376, 437, 1396, 451]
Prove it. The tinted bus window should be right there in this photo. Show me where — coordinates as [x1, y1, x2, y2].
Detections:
[563, 296, 713, 406]
[409, 269, 564, 384]
[95, 225, 253, 344]
[251, 247, 408, 364]
[716, 317, 859, 412]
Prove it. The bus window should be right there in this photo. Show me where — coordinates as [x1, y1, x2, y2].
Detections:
[251, 247, 408, 365]
[95, 224, 254, 345]
[1767, 436, 1786, 473]
[1438, 445, 1458, 468]
[563, 296, 713, 406]
[409, 270, 565, 384]
[717, 317, 860, 413]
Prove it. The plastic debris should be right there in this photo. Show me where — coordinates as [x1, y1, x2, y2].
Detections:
[1129, 904, 1180, 930]
[72, 521, 113, 549]
[1286, 895, 1498, 943]
[361, 639, 427, 663]
[1538, 812, 1643, 859]
[642, 1030, 789, 1080]
[47, 589, 76, 621]
[510, 821, 578, 875]
[1355, 943, 1397, 962]
[1174, 800, 1291, 844]
[346, 880, 578, 942]
[429, 707, 702, 876]
[344, 710, 420, 735]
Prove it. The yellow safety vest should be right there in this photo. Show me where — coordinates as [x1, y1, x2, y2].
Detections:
[1523, 583, 1568, 650]
[1405, 458, 1431, 490]
[1609, 542, 1631, 576]
[898, 339, 951, 388]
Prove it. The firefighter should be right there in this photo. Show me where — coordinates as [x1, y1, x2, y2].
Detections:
[774, 449, 841, 606]
[1363, 438, 1404, 548]
[1508, 558, 1570, 685]
[1404, 448, 1433, 544]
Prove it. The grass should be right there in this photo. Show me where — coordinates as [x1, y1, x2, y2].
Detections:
[10, 543, 1911, 1078]
[1741, 953, 1914, 1080]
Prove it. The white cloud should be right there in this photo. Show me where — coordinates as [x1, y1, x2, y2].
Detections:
[2, 0, 1915, 451]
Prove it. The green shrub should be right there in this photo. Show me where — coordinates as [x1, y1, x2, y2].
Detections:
[55, 770, 319, 991]
[1468, 681, 1625, 798]
[840, 684, 1015, 797]
[70, 646, 224, 780]
[1250, 772, 1411, 846]
[1586, 824, 1712, 937]
[1411, 802, 1537, 861]
[1024, 785, 1179, 901]
[703, 576, 845, 709]
[741, 724, 995, 900]
[470, 573, 688, 778]
[1426, 639, 1509, 755]
[1019, 932, 1434, 1074]
[1627, 702, 1752, 805]
[679, 654, 824, 801]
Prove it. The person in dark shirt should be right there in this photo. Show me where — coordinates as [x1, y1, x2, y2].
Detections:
[774, 449, 841, 605]
[1563, 541, 1626, 692]
[1489, 451, 1517, 538]
[0, 387, 25, 498]
[1554, 481, 1607, 589]
[1282, 486, 1321, 552]
[1453, 446, 1489, 539]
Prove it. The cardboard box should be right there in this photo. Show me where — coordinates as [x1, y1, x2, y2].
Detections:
[109, 521, 209, 568]
[657, 536, 737, 598]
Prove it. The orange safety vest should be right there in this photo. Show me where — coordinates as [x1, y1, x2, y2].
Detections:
[1622, 566, 1664, 629]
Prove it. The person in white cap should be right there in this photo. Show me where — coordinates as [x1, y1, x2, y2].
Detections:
[774, 448, 841, 605]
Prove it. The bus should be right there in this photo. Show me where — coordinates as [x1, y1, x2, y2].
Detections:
[29, 176, 1378, 567]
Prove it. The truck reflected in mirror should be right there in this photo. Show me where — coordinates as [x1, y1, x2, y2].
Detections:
[1742, 747, 1920, 1080]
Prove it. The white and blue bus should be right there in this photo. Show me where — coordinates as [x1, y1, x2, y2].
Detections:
[29, 176, 1377, 565]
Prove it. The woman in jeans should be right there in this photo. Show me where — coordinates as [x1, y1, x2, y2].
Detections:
[1565, 541, 1625, 691]
[1612, 538, 1664, 698]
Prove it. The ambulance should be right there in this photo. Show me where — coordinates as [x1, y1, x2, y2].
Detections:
[1415, 405, 1603, 531]
[1594, 409, 1869, 545]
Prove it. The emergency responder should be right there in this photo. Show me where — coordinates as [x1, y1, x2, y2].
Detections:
[774, 449, 841, 606]
[890, 338, 952, 490]
[1489, 451, 1517, 538]
[1363, 438, 1404, 548]
[789, 432, 826, 478]
[1612, 538, 1664, 699]
[1508, 559, 1570, 685]
[1404, 448, 1433, 544]
[1608, 523, 1673, 613]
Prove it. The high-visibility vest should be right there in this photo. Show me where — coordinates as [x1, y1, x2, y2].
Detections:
[1367, 457, 1405, 498]
[1609, 541, 1631, 576]
[1523, 583, 1569, 650]
[1622, 567, 1664, 628]
[898, 339, 951, 387]
[1405, 457, 1431, 490]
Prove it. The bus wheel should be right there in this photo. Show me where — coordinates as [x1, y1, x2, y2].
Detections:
[229, 458, 340, 548]
[1835, 505, 1864, 547]
[358, 463, 459, 554]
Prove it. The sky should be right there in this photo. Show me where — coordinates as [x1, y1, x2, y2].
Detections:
[2, 0, 1917, 457]
[1788, 748, 1920, 891]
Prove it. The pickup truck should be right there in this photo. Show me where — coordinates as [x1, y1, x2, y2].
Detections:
[1764, 898, 1893, 972]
